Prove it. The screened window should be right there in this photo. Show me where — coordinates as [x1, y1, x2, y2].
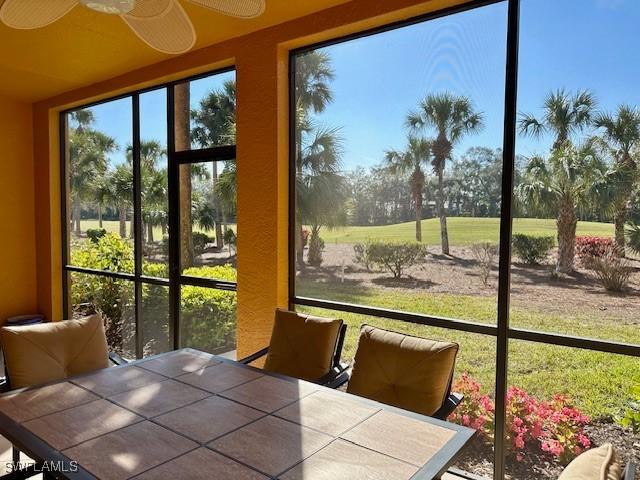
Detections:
[63, 69, 237, 359]
[291, 2, 640, 479]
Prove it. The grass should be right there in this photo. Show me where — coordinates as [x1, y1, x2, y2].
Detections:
[73, 220, 236, 240]
[297, 280, 640, 419]
[319, 217, 614, 245]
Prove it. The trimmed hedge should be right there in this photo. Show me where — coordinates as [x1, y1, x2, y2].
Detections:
[512, 234, 554, 265]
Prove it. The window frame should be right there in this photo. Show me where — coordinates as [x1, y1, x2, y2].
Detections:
[286, 1, 640, 479]
[60, 67, 237, 359]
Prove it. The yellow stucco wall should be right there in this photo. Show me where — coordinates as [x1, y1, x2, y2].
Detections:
[0, 95, 37, 324]
[29, 0, 465, 357]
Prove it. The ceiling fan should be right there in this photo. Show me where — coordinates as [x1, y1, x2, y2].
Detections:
[0, 0, 265, 54]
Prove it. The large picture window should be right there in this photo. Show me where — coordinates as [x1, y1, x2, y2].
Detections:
[290, 1, 640, 480]
[62, 68, 237, 360]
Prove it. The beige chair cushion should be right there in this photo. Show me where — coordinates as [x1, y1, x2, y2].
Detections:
[347, 325, 458, 416]
[558, 444, 624, 480]
[0, 315, 110, 389]
[263, 309, 343, 382]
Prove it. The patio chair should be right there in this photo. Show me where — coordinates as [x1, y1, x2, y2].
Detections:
[239, 308, 349, 386]
[556, 443, 635, 480]
[341, 325, 463, 420]
[0, 314, 126, 479]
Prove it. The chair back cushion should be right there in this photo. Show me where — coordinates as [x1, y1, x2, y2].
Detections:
[347, 325, 458, 416]
[263, 309, 343, 381]
[557, 444, 623, 480]
[0, 315, 110, 389]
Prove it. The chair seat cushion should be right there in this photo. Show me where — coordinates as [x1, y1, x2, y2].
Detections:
[0, 314, 110, 389]
[346, 325, 458, 416]
[558, 444, 623, 480]
[263, 309, 343, 382]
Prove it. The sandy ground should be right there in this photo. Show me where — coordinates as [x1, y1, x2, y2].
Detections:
[299, 243, 640, 326]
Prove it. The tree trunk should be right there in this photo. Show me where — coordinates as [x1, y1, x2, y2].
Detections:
[415, 202, 422, 243]
[556, 198, 577, 273]
[118, 203, 127, 238]
[295, 127, 305, 270]
[614, 209, 626, 257]
[212, 162, 224, 249]
[175, 82, 194, 269]
[129, 213, 135, 239]
[436, 168, 450, 255]
[148, 221, 154, 243]
[73, 196, 82, 235]
[98, 205, 103, 228]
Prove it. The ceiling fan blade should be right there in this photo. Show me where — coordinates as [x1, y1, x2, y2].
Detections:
[187, 0, 264, 19]
[0, 0, 77, 29]
[126, 0, 171, 18]
[122, 0, 196, 54]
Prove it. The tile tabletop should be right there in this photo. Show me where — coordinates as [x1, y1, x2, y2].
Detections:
[0, 349, 475, 480]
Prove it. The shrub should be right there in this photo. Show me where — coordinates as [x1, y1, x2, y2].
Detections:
[192, 232, 212, 257]
[307, 233, 325, 266]
[618, 385, 640, 433]
[86, 228, 107, 244]
[224, 228, 236, 245]
[512, 234, 554, 265]
[353, 241, 376, 271]
[470, 242, 498, 286]
[575, 236, 614, 266]
[366, 241, 426, 279]
[449, 373, 591, 464]
[70, 234, 237, 357]
[587, 246, 632, 292]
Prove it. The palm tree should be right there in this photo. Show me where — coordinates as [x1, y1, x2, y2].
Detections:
[519, 89, 596, 152]
[407, 92, 484, 254]
[294, 51, 335, 268]
[593, 105, 640, 254]
[92, 175, 113, 228]
[68, 128, 115, 235]
[110, 164, 133, 238]
[297, 125, 347, 265]
[384, 136, 432, 242]
[516, 143, 606, 273]
[192, 79, 237, 248]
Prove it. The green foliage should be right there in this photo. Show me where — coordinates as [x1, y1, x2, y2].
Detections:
[365, 241, 426, 279]
[86, 228, 107, 244]
[353, 241, 376, 271]
[618, 385, 640, 433]
[72, 233, 133, 272]
[181, 265, 237, 353]
[512, 234, 555, 265]
[224, 228, 236, 245]
[192, 232, 212, 257]
[71, 235, 237, 357]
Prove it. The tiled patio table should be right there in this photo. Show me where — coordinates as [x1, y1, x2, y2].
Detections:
[0, 348, 475, 480]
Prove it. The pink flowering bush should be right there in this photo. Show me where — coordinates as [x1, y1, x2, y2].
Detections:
[575, 236, 614, 266]
[448, 374, 591, 464]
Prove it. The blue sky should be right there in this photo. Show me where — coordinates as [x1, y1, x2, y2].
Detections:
[84, 0, 640, 171]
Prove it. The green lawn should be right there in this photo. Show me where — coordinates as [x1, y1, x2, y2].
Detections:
[73, 220, 236, 240]
[319, 217, 614, 245]
[297, 281, 640, 419]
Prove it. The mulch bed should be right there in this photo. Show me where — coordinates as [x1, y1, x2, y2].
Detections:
[453, 420, 640, 479]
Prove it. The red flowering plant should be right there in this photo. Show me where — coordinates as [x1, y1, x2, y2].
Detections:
[575, 236, 614, 266]
[448, 373, 591, 464]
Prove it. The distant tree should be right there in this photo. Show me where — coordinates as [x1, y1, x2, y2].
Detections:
[68, 126, 115, 236]
[451, 147, 503, 217]
[407, 92, 484, 254]
[384, 136, 432, 241]
[593, 105, 640, 254]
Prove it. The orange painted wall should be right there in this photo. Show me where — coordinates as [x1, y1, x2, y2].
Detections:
[0, 95, 37, 324]
[32, 0, 464, 356]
